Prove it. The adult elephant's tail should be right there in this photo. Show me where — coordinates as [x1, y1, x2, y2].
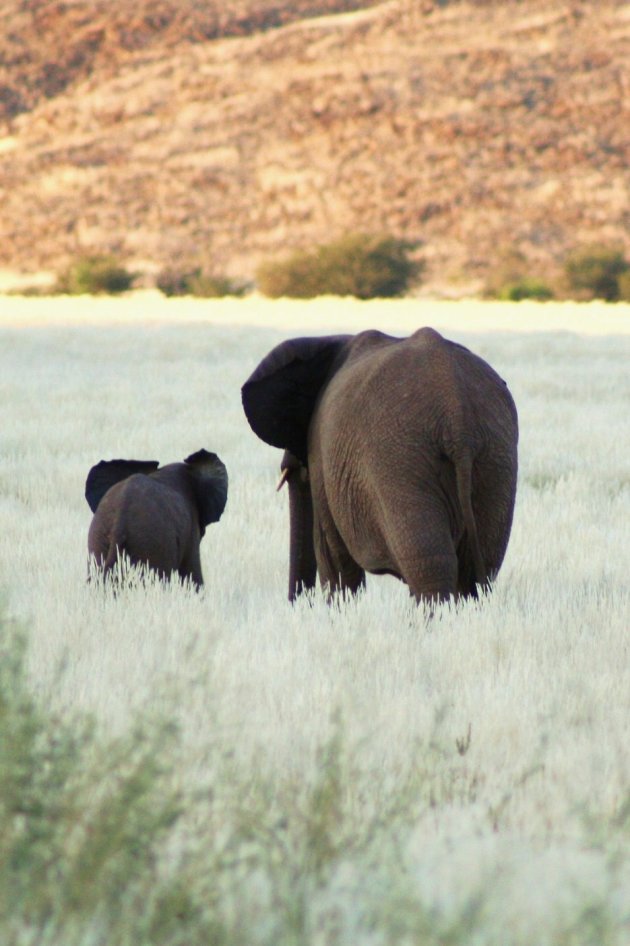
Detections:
[454, 453, 488, 596]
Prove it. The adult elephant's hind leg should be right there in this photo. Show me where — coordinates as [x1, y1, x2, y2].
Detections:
[388, 506, 458, 605]
[313, 508, 365, 600]
[406, 553, 458, 606]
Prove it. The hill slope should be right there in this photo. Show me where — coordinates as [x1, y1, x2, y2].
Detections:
[0, 0, 628, 291]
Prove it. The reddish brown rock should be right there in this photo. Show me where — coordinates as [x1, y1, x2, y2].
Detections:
[0, 0, 628, 291]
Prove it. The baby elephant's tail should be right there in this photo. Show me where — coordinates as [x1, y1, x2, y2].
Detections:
[97, 513, 128, 582]
[102, 538, 125, 576]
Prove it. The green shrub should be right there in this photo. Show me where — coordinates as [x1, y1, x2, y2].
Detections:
[0, 610, 190, 938]
[498, 278, 554, 301]
[564, 245, 629, 301]
[6, 284, 50, 297]
[256, 233, 422, 299]
[187, 271, 247, 298]
[615, 269, 630, 302]
[155, 267, 193, 297]
[483, 246, 526, 299]
[484, 246, 555, 301]
[54, 255, 135, 295]
[156, 267, 247, 298]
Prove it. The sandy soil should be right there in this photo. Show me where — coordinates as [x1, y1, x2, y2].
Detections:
[1, 291, 629, 335]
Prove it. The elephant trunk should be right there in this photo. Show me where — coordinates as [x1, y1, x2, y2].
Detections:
[282, 452, 317, 602]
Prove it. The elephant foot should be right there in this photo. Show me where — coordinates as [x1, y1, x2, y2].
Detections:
[403, 552, 458, 606]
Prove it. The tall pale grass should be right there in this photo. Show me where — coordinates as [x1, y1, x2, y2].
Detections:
[0, 296, 628, 944]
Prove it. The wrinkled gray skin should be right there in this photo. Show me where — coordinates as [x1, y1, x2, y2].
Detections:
[242, 328, 518, 604]
[85, 449, 228, 588]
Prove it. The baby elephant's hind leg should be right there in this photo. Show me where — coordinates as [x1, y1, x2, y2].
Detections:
[178, 543, 204, 590]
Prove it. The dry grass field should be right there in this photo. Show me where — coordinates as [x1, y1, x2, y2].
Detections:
[0, 294, 629, 944]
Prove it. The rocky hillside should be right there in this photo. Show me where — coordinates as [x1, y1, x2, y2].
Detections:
[0, 0, 383, 119]
[0, 0, 628, 292]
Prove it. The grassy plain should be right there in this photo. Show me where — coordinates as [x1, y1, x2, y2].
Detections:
[0, 295, 629, 945]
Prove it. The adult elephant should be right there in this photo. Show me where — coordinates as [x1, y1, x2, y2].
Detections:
[85, 449, 228, 588]
[242, 328, 518, 604]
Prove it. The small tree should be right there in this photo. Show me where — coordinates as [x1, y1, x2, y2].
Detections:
[485, 246, 529, 296]
[564, 245, 629, 301]
[155, 268, 194, 297]
[156, 267, 246, 298]
[498, 278, 554, 301]
[484, 246, 553, 301]
[617, 270, 630, 302]
[257, 234, 422, 299]
[54, 255, 135, 295]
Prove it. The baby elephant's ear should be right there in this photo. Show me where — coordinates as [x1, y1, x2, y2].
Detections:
[184, 450, 228, 527]
[85, 459, 159, 512]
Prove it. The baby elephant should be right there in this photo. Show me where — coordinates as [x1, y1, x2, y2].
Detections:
[85, 449, 228, 588]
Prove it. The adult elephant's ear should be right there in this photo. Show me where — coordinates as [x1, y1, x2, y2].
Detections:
[241, 335, 350, 463]
[85, 459, 159, 512]
[184, 450, 228, 527]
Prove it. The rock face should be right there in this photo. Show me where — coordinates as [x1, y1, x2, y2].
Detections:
[0, 0, 628, 290]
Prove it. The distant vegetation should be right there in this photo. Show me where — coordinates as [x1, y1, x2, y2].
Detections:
[485, 243, 630, 302]
[564, 244, 630, 302]
[156, 266, 247, 298]
[617, 271, 630, 302]
[256, 233, 422, 299]
[53, 254, 135, 295]
[483, 247, 554, 301]
[5, 241, 630, 302]
[497, 277, 554, 302]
